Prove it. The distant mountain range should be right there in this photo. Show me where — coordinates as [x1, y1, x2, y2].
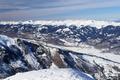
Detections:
[0, 20, 120, 53]
[0, 20, 120, 28]
[0, 20, 120, 80]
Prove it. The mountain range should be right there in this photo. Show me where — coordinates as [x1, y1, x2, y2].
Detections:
[0, 20, 120, 80]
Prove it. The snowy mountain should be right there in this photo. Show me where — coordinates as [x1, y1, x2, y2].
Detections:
[0, 20, 120, 54]
[0, 20, 120, 29]
[0, 20, 120, 80]
[4, 68, 94, 80]
[0, 35, 96, 79]
[0, 35, 119, 80]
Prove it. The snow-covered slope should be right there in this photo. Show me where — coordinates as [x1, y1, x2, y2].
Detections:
[34, 20, 120, 29]
[0, 35, 120, 80]
[47, 43, 120, 79]
[4, 68, 94, 80]
[47, 43, 120, 63]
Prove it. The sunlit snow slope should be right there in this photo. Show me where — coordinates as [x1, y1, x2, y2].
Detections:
[4, 68, 94, 80]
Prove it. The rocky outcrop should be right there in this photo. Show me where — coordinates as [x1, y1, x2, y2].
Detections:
[0, 35, 52, 78]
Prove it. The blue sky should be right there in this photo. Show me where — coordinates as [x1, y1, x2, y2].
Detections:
[0, 0, 120, 21]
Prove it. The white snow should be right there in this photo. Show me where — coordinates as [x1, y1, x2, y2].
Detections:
[56, 29, 62, 33]
[33, 20, 120, 29]
[50, 63, 59, 69]
[46, 43, 120, 63]
[46, 43, 120, 78]
[10, 60, 26, 68]
[0, 20, 120, 29]
[116, 36, 120, 40]
[25, 53, 40, 69]
[63, 28, 71, 32]
[0, 35, 16, 47]
[4, 68, 94, 80]
[83, 55, 120, 77]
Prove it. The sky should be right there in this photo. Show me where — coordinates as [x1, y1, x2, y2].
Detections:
[0, 0, 120, 21]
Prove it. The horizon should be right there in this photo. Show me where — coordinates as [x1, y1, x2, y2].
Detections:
[0, 0, 120, 21]
[0, 19, 118, 22]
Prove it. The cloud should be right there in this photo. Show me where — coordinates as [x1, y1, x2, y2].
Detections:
[0, 0, 120, 20]
[1, 0, 120, 12]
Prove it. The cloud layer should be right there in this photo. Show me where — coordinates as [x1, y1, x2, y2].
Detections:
[0, 0, 120, 20]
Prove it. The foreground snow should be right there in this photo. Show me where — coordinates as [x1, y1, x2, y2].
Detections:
[4, 68, 94, 80]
